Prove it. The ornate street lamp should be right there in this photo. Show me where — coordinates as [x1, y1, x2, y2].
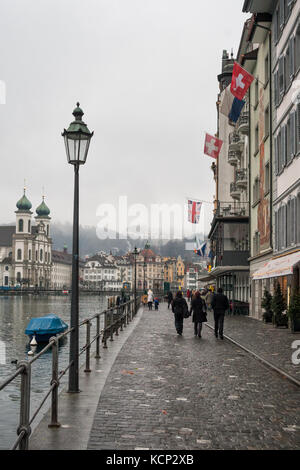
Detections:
[62, 103, 93, 393]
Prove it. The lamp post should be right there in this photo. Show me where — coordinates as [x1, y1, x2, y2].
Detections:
[133, 247, 138, 311]
[62, 103, 93, 393]
[143, 261, 147, 291]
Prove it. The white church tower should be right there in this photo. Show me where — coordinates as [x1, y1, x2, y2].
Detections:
[13, 188, 33, 285]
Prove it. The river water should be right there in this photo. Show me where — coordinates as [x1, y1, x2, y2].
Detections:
[0, 294, 109, 450]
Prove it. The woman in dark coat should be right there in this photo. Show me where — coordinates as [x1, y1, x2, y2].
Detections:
[190, 291, 207, 337]
[171, 291, 188, 336]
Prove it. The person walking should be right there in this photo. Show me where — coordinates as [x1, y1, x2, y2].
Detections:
[147, 289, 154, 311]
[187, 289, 191, 302]
[190, 291, 207, 337]
[205, 289, 214, 312]
[167, 291, 173, 309]
[171, 291, 188, 336]
[200, 289, 207, 308]
[211, 287, 229, 339]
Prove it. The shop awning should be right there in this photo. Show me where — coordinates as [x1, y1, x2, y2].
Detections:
[252, 251, 300, 281]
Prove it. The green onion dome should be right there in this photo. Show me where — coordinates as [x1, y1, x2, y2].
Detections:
[36, 198, 50, 217]
[16, 191, 32, 211]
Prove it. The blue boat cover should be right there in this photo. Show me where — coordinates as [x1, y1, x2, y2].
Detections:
[25, 314, 68, 336]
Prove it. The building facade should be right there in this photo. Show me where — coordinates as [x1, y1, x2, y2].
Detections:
[207, 50, 250, 311]
[83, 255, 122, 291]
[243, 0, 300, 316]
[0, 190, 81, 289]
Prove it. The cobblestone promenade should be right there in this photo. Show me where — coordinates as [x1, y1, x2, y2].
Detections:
[88, 302, 300, 450]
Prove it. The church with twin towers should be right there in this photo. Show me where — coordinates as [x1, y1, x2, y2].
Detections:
[0, 188, 76, 289]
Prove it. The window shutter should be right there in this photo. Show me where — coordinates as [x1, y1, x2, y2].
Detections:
[273, 9, 278, 43]
[287, 117, 291, 164]
[277, 128, 282, 173]
[297, 103, 300, 154]
[288, 0, 295, 12]
[280, 206, 284, 249]
[279, 0, 285, 29]
[291, 198, 296, 244]
[297, 194, 300, 244]
[283, 204, 287, 248]
[285, 50, 290, 88]
[287, 200, 291, 246]
[274, 135, 278, 175]
[282, 125, 287, 168]
[290, 36, 295, 78]
[291, 111, 296, 157]
[279, 56, 284, 95]
[275, 211, 278, 251]
[274, 71, 278, 106]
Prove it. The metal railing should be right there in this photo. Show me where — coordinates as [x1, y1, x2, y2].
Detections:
[0, 296, 140, 450]
[228, 132, 240, 145]
[215, 201, 249, 217]
[236, 168, 248, 182]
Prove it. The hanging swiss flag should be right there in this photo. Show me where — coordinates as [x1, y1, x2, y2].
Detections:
[204, 133, 223, 159]
[230, 62, 254, 100]
[188, 200, 202, 224]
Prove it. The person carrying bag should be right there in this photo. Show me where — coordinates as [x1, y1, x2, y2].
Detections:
[190, 290, 207, 338]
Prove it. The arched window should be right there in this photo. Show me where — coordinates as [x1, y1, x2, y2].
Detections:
[40, 249, 43, 262]
[18, 219, 23, 232]
[28, 220, 31, 232]
[47, 225, 49, 236]
[28, 250, 31, 261]
[17, 249, 22, 260]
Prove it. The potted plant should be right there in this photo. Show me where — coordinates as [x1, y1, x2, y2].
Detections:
[261, 289, 273, 323]
[288, 290, 300, 333]
[271, 283, 288, 328]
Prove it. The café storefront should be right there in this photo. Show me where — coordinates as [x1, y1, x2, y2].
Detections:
[251, 250, 300, 319]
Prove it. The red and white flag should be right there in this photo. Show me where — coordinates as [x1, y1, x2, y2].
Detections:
[187, 199, 202, 224]
[204, 133, 223, 159]
[230, 62, 254, 100]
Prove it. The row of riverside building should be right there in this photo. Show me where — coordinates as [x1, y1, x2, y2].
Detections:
[201, 0, 300, 318]
[0, 191, 204, 292]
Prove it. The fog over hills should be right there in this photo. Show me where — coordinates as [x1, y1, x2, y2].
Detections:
[51, 222, 206, 262]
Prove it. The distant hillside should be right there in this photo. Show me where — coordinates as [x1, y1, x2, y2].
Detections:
[51, 222, 206, 262]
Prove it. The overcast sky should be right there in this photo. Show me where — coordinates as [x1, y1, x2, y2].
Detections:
[0, 0, 248, 239]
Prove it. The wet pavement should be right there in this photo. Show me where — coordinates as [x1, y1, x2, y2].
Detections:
[87, 302, 300, 450]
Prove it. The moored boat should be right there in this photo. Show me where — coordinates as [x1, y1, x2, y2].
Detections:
[25, 314, 68, 343]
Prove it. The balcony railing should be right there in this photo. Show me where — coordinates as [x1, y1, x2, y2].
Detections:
[214, 201, 249, 217]
[229, 132, 244, 152]
[230, 182, 241, 200]
[228, 150, 241, 166]
[236, 168, 248, 189]
[237, 110, 249, 135]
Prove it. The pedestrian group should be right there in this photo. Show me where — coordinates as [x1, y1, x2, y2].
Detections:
[146, 287, 230, 339]
[171, 287, 229, 338]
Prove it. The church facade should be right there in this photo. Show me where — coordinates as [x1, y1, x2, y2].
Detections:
[0, 190, 73, 289]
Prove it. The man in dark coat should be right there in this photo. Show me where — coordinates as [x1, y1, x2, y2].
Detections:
[171, 291, 188, 336]
[167, 291, 173, 309]
[190, 291, 207, 337]
[211, 287, 229, 339]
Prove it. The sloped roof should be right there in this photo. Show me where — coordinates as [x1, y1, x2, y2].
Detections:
[86, 254, 118, 268]
[0, 256, 12, 265]
[140, 248, 156, 259]
[0, 226, 15, 246]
